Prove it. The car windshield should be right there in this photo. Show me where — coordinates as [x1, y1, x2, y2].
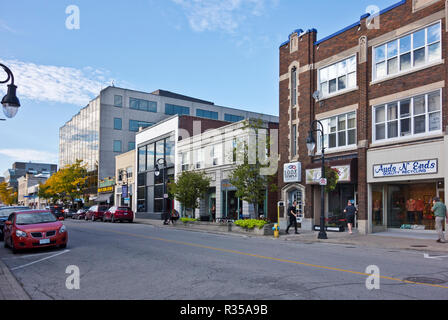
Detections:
[0, 208, 28, 218]
[99, 206, 109, 211]
[15, 212, 58, 225]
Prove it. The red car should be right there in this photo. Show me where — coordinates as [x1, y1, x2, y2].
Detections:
[85, 205, 109, 221]
[103, 206, 134, 223]
[3, 210, 68, 254]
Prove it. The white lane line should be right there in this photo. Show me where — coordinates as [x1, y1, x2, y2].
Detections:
[11, 250, 70, 271]
[2, 251, 64, 260]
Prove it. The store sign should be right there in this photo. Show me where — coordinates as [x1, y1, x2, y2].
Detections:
[373, 159, 438, 178]
[284, 162, 302, 183]
[306, 165, 351, 184]
[98, 186, 114, 194]
[221, 179, 237, 191]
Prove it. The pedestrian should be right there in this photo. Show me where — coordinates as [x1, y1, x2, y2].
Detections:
[170, 209, 180, 225]
[431, 197, 447, 243]
[211, 204, 216, 223]
[285, 201, 299, 234]
[344, 200, 357, 235]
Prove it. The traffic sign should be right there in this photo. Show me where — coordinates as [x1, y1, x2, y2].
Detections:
[319, 178, 327, 186]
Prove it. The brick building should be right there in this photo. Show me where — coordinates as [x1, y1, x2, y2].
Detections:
[279, 0, 448, 234]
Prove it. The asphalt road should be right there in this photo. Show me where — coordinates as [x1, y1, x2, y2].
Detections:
[1, 219, 448, 300]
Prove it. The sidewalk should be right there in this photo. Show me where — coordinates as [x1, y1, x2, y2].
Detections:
[0, 259, 30, 300]
[134, 218, 448, 253]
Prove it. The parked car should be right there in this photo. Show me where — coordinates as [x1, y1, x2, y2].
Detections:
[3, 210, 68, 253]
[72, 208, 87, 220]
[85, 205, 109, 221]
[63, 208, 76, 219]
[103, 206, 134, 223]
[46, 206, 65, 219]
[0, 207, 29, 241]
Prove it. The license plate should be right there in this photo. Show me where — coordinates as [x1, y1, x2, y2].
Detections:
[124, 212, 128, 215]
[40, 239, 50, 245]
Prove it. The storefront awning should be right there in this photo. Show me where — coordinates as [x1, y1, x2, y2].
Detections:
[96, 193, 113, 203]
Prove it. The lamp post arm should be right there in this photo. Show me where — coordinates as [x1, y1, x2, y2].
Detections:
[0, 63, 14, 85]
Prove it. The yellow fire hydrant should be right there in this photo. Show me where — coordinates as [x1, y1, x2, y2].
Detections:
[273, 224, 280, 238]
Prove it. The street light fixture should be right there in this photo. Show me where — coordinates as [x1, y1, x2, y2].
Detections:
[0, 63, 21, 119]
[306, 119, 328, 240]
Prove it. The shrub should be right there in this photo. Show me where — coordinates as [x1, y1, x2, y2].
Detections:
[234, 219, 269, 230]
[180, 217, 198, 223]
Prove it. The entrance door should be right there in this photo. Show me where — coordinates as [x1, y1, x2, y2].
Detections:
[288, 189, 304, 215]
[372, 184, 386, 232]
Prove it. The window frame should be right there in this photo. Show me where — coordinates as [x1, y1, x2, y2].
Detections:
[113, 118, 122, 130]
[114, 95, 123, 108]
[372, 89, 443, 144]
[113, 140, 122, 153]
[317, 111, 357, 153]
[318, 55, 357, 99]
[372, 21, 442, 82]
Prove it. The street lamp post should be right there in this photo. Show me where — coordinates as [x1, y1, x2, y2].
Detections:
[306, 120, 328, 240]
[154, 158, 167, 222]
[1, 63, 21, 119]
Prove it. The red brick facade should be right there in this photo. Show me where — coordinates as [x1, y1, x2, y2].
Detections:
[278, 0, 447, 231]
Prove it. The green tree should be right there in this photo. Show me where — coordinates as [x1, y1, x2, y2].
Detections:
[169, 171, 211, 217]
[229, 119, 278, 219]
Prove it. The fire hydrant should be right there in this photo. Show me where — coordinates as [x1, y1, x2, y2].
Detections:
[273, 224, 280, 238]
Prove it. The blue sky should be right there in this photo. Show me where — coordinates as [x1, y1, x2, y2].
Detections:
[0, 0, 398, 175]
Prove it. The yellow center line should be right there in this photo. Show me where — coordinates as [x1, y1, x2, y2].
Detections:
[74, 225, 448, 290]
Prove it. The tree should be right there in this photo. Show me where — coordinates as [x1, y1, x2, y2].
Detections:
[38, 160, 89, 205]
[229, 119, 278, 219]
[168, 171, 211, 217]
[0, 182, 17, 206]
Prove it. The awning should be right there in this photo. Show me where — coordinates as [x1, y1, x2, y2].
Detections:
[96, 193, 113, 202]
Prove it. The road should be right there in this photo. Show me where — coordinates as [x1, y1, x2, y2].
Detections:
[1, 219, 448, 300]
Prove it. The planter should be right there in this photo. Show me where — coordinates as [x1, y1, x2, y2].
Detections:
[232, 223, 274, 236]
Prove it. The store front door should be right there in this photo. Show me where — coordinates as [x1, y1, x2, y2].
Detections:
[372, 185, 386, 232]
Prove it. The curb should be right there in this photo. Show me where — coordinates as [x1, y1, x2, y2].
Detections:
[0, 258, 30, 300]
[134, 219, 448, 253]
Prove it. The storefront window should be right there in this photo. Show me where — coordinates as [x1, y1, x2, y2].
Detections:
[372, 185, 383, 226]
[387, 183, 437, 230]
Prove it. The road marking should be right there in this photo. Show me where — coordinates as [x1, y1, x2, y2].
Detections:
[11, 250, 70, 271]
[71, 225, 448, 290]
[424, 253, 448, 260]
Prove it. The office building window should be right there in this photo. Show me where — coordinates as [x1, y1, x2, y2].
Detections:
[224, 114, 245, 122]
[373, 90, 442, 142]
[113, 140, 122, 153]
[129, 120, 154, 132]
[319, 56, 357, 97]
[114, 95, 123, 107]
[165, 104, 190, 116]
[373, 22, 441, 80]
[114, 118, 122, 130]
[292, 124, 297, 156]
[196, 109, 219, 120]
[129, 98, 157, 112]
[138, 146, 146, 172]
[128, 142, 135, 151]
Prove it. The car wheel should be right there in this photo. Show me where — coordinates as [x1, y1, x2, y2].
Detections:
[60, 243, 67, 249]
[11, 240, 18, 254]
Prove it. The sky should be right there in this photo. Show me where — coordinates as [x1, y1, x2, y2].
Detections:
[0, 0, 398, 176]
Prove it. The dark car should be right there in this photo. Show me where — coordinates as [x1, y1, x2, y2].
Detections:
[85, 205, 109, 221]
[63, 208, 76, 219]
[0, 207, 29, 241]
[103, 206, 134, 223]
[46, 206, 65, 219]
[72, 208, 87, 220]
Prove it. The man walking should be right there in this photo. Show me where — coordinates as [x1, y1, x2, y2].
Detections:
[432, 197, 447, 243]
[344, 200, 357, 235]
[286, 201, 299, 234]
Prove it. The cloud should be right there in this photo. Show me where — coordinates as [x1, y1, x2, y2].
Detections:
[0, 20, 17, 33]
[172, 0, 277, 33]
[0, 149, 58, 164]
[0, 59, 117, 106]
